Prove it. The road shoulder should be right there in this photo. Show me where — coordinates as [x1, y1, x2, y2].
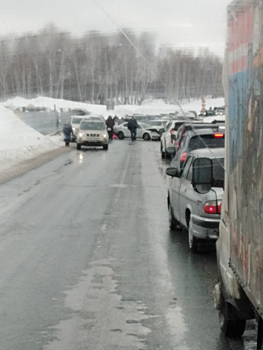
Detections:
[0, 146, 73, 186]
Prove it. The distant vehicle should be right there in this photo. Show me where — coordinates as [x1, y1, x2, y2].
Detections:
[148, 120, 168, 135]
[202, 115, 225, 124]
[175, 123, 225, 154]
[132, 114, 148, 122]
[166, 148, 225, 251]
[114, 122, 160, 141]
[171, 125, 225, 171]
[214, 106, 225, 115]
[76, 120, 109, 150]
[70, 115, 85, 142]
[160, 120, 186, 158]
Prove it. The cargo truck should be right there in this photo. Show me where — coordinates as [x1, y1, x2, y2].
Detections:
[213, 0, 263, 348]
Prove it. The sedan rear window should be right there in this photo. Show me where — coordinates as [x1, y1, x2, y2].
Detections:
[189, 135, 225, 151]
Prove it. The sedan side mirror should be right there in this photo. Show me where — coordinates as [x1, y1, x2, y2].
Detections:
[192, 158, 213, 194]
[166, 167, 179, 178]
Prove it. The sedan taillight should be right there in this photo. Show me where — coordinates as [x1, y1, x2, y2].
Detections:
[180, 152, 189, 163]
[203, 200, 222, 214]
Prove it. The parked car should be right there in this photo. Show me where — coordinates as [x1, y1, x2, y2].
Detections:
[70, 115, 85, 142]
[76, 119, 109, 150]
[114, 122, 160, 141]
[146, 120, 168, 139]
[171, 125, 225, 171]
[166, 148, 225, 251]
[171, 124, 225, 170]
[160, 120, 187, 158]
[202, 115, 225, 124]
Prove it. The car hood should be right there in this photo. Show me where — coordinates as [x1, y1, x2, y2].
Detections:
[145, 127, 161, 134]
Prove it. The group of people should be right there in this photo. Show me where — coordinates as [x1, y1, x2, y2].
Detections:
[105, 115, 118, 140]
[106, 115, 139, 142]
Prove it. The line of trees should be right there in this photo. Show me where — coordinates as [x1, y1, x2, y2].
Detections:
[0, 24, 223, 105]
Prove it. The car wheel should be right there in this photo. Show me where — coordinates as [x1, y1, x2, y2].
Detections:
[117, 131, 124, 140]
[77, 143, 81, 150]
[161, 143, 165, 158]
[219, 300, 246, 337]
[168, 204, 176, 230]
[188, 217, 198, 252]
[103, 145, 108, 150]
[143, 133, 150, 141]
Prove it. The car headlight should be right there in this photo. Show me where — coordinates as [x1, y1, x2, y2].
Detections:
[73, 127, 75, 131]
[79, 133, 83, 137]
[103, 134, 107, 138]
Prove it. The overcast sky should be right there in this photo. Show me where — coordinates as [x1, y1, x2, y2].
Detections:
[0, 0, 231, 56]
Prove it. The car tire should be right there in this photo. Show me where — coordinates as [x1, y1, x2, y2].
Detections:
[143, 133, 150, 141]
[219, 300, 246, 337]
[161, 143, 165, 158]
[117, 131, 124, 140]
[188, 217, 198, 252]
[103, 145, 108, 150]
[77, 143, 81, 150]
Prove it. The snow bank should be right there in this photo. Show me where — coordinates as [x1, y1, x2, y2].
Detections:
[3, 96, 225, 118]
[0, 104, 60, 171]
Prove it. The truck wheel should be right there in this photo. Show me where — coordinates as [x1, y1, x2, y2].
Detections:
[103, 145, 108, 150]
[77, 143, 81, 150]
[188, 218, 198, 252]
[219, 301, 246, 337]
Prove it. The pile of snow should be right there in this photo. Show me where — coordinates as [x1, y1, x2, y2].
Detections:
[0, 104, 60, 171]
[3, 96, 225, 118]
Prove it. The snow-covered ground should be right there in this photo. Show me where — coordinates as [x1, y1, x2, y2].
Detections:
[0, 104, 61, 172]
[0, 96, 225, 173]
[3, 96, 225, 119]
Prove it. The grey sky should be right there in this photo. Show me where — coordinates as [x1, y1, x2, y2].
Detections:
[0, 0, 231, 56]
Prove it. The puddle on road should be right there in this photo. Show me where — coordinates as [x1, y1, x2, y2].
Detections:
[43, 258, 152, 350]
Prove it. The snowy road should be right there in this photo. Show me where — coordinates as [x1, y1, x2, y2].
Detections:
[0, 140, 256, 350]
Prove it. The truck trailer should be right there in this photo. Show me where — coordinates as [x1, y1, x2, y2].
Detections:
[214, 0, 263, 348]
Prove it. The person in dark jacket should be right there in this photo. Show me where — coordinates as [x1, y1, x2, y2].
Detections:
[106, 116, 114, 140]
[63, 121, 74, 146]
[127, 116, 139, 141]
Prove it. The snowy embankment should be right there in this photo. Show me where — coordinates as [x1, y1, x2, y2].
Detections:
[3, 96, 225, 119]
[0, 104, 60, 171]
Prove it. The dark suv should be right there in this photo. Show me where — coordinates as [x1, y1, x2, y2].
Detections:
[171, 126, 225, 170]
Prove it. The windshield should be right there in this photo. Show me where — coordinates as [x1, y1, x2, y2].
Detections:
[71, 117, 83, 124]
[189, 135, 225, 151]
[80, 121, 106, 130]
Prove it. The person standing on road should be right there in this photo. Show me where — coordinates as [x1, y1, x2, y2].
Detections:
[106, 115, 114, 140]
[63, 120, 74, 147]
[127, 116, 139, 142]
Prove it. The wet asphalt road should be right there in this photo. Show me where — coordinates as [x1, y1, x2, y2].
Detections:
[0, 140, 257, 350]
